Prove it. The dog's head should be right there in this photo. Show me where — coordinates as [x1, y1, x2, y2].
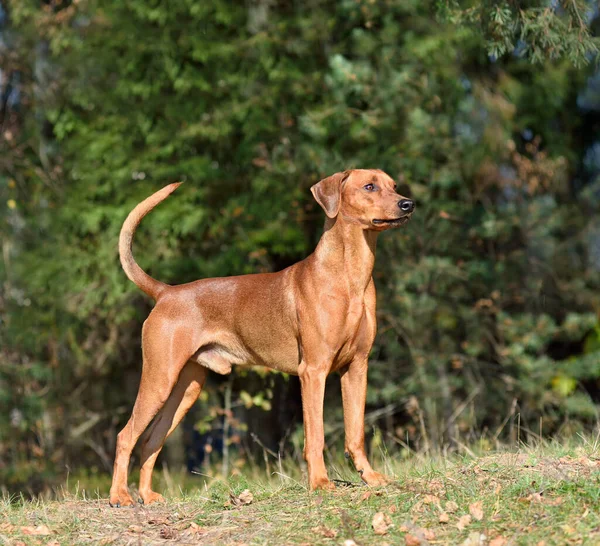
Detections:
[311, 169, 415, 231]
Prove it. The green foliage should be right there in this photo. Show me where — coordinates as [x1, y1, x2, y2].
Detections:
[1, 0, 600, 493]
[440, 0, 600, 66]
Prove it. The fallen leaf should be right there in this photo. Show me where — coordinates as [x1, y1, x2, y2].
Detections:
[148, 516, 170, 525]
[187, 522, 202, 534]
[439, 512, 449, 523]
[344, 541, 358, 546]
[98, 537, 120, 545]
[405, 534, 422, 546]
[519, 493, 563, 506]
[461, 531, 486, 546]
[372, 512, 392, 535]
[361, 491, 373, 502]
[127, 525, 143, 534]
[20, 525, 52, 536]
[160, 526, 178, 540]
[446, 501, 459, 513]
[469, 501, 484, 521]
[311, 525, 337, 539]
[411, 500, 425, 513]
[521, 493, 542, 503]
[231, 489, 253, 506]
[423, 494, 440, 505]
[457, 514, 472, 531]
[420, 528, 435, 540]
[389, 504, 398, 513]
[489, 537, 507, 546]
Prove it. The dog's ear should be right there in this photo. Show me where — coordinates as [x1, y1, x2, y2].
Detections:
[310, 171, 350, 219]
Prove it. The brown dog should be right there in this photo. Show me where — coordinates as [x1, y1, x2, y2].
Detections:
[109, 169, 414, 506]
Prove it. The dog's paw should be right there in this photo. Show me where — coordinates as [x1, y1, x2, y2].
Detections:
[360, 470, 390, 487]
[109, 489, 135, 507]
[139, 490, 165, 505]
[310, 477, 336, 491]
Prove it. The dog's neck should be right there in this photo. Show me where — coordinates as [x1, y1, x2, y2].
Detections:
[314, 216, 377, 292]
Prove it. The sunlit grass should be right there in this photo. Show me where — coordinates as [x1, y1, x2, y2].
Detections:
[2, 436, 600, 544]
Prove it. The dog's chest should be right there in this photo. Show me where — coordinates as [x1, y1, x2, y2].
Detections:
[330, 295, 369, 368]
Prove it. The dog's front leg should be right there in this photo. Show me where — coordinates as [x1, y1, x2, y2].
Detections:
[340, 358, 389, 486]
[299, 362, 334, 491]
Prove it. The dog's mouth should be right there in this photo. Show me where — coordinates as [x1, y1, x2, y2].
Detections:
[372, 216, 411, 226]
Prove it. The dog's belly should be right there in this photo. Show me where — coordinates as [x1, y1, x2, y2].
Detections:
[182, 268, 301, 374]
[192, 335, 300, 375]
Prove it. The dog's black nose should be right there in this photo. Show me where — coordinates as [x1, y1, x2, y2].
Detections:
[399, 199, 415, 213]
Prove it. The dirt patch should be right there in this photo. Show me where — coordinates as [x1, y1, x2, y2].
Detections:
[474, 453, 600, 481]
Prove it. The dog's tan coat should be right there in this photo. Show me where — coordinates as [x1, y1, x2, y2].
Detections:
[109, 169, 413, 506]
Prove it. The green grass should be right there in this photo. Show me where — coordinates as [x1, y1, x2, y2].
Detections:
[2, 441, 600, 545]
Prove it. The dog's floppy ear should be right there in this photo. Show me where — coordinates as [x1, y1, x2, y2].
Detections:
[310, 171, 350, 219]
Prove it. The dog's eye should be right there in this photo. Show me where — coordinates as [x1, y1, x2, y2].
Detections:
[364, 184, 376, 191]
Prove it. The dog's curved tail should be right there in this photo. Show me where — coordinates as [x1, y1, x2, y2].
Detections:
[119, 182, 182, 300]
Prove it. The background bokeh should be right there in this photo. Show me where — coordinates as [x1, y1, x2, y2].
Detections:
[1, 0, 600, 496]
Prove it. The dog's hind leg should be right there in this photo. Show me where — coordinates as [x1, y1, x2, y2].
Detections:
[137, 361, 207, 505]
[109, 319, 195, 507]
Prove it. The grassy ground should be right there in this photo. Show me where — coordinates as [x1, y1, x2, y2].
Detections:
[2, 441, 600, 545]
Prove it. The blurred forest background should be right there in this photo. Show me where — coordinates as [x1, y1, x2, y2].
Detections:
[2, 0, 600, 497]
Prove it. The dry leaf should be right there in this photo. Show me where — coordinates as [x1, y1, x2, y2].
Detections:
[127, 525, 143, 534]
[361, 491, 373, 502]
[160, 526, 178, 540]
[187, 522, 202, 535]
[231, 489, 253, 506]
[519, 493, 563, 506]
[469, 501, 484, 521]
[439, 512, 450, 523]
[372, 512, 392, 535]
[461, 532, 486, 546]
[446, 501, 459, 513]
[311, 526, 337, 539]
[148, 516, 170, 525]
[489, 537, 507, 546]
[405, 534, 422, 546]
[344, 541, 358, 546]
[46, 541, 60, 546]
[423, 494, 440, 505]
[411, 500, 425, 513]
[20, 525, 52, 536]
[420, 528, 435, 540]
[457, 514, 472, 531]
